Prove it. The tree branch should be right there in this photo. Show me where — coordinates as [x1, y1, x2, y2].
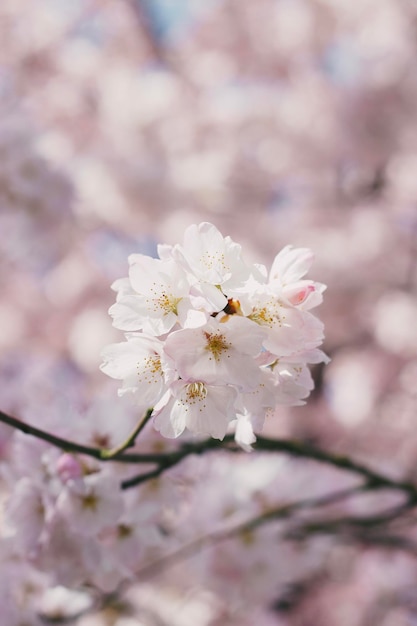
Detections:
[1, 408, 417, 506]
[0, 409, 167, 464]
[100, 408, 154, 459]
[129, 486, 417, 583]
[253, 436, 417, 500]
[131, 483, 372, 581]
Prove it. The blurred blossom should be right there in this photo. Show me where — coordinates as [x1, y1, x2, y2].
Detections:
[399, 360, 417, 395]
[68, 308, 119, 372]
[325, 352, 379, 426]
[322, 40, 362, 86]
[374, 292, 417, 356]
[37, 586, 94, 622]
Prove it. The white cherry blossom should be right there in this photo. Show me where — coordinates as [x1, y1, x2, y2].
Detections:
[245, 291, 325, 358]
[100, 334, 167, 405]
[163, 316, 265, 390]
[153, 380, 238, 439]
[173, 222, 251, 302]
[271, 362, 316, 406]
[269, 245, 314, 284]
[110, 255, 200, 336]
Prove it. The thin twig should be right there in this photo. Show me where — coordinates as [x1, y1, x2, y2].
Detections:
[100, 408, 154, 459]
[0, 409, 166, 464]
[287, 500, 417, 538]
[132, 483, 370, 581]
[130, 485, 417, 583]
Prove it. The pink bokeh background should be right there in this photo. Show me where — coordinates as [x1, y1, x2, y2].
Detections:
[1, 1, 417, 624]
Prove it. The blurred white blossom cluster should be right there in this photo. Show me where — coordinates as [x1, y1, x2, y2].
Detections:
[101, 222, 327, 444]
[1, 400, 160, 603]
[0, 108, 74, 272]
[0, 113, 72, 218]
[0, 393, 346, 626]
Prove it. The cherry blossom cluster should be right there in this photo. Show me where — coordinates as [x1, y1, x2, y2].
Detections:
[0, 400, 335, 624]
[101, 223, 328, 445]
[0, 397, 168, 621]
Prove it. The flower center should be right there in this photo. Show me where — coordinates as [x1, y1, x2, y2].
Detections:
[200, 251, 228, 272]
[146, 285, 180, 315]
[118, 524, 133, 539]
[156, 292, 180, 315]
[137, 355, 162, 384]
[204, 331, 230, 361]
[249, 300, 286, 328]
[185, 382, 208, 401]
[81, 493, 98, 511]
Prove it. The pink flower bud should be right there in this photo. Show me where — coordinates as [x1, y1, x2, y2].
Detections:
[56, 453, 82, 483]
[286, 284, 315, 306]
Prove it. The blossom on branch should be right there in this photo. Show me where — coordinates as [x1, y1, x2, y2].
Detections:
[101, 222, 328, 445]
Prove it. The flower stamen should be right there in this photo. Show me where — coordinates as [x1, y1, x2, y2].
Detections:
[204, 331, 231, 361]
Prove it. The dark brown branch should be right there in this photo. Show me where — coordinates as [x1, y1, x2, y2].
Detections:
[287, 501, 417, 538]
[253, 436, 417, 500]
[1, 408, 417, 507]
[0, 409, 165, 464]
